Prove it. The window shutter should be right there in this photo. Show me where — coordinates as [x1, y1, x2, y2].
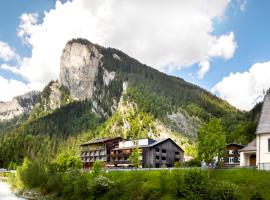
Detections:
[268, 139, 270, 152]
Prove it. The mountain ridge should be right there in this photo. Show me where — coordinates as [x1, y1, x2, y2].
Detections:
[0, 38, 258, 167]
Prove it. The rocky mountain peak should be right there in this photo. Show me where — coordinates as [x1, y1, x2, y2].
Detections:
[0, 91, 39, 121]
[60, 39, 103, 100]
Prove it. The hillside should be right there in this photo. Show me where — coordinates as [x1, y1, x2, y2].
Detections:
[0, 38, 258, 167]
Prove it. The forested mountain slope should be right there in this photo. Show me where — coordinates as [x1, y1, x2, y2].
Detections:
[0, 38, 258, 167]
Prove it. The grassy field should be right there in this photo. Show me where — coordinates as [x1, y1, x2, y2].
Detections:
[210, 168, 270, 199]
[104, 168, 269, 200]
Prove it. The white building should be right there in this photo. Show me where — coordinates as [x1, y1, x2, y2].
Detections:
[240, 90, 270, 170]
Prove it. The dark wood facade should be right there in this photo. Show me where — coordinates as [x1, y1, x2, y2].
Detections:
[111, 138, 184, 168]
[80, 137, 122, 169]
[224, 143, 244, 166]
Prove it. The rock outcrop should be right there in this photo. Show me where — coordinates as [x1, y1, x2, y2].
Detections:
[60, 40, 102, 100]
[59, 39, 121, 117]
[0, 91, 39, 121]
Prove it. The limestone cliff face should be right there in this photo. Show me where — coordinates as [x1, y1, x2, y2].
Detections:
[0, 91, 39, 121]
[60, 40, 102, 100]
[59, 39, 122, 117]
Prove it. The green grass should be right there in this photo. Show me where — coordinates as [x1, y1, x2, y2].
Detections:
[210, 168, 270, 199]
[105, 169, 270, 199]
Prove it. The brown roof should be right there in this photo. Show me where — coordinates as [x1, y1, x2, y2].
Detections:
[80, 137, 122, 146]
[226, 143, 244, 148]
[239, 139, 256, 152]
[256, 93, 270, 134]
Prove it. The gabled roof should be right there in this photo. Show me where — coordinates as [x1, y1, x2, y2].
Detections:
[256, 93, 270, 134]
[226, 143, 244, 148]
[80, 137, 122, 146]
[239, 139, 256, 152]
[149, 138, 184, 152]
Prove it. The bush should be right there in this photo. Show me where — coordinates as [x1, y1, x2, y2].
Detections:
[72, 173, 91, 200]
[44, 173, 63, 195]
[16, 158, 48, 189]
[250, 192, 264, 200]
[54, 151, 82, 172]
[174, 161, 182, 168]
[171, 170, 185, 198]
[208, 181, 240, 200]
[141, 181, 160, 200]
[184, 159, 201, 167]
[90, 175, 113, 199]
[183, 169, 207, 199]
[92, 160, 104, 177]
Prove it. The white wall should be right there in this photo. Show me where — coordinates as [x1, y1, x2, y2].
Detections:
[138, 139, 150, 146]
[257, 133, 270, 166]
[119, 141, 134, 148]
[240, 152, 246, 166]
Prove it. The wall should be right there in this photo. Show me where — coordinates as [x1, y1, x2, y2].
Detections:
[257, 133, 270, 166]
[146, 140, 184, 168]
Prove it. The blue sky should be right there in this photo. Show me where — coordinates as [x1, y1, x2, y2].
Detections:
[174, 0, 270, 89]
[0, 0, 269, 110]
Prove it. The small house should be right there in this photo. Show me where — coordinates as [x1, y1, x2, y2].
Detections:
[224, 143, 244, 166]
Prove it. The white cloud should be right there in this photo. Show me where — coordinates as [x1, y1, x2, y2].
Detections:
[207, 32, 237, 60]
[197, 32, 237, 78]
[198, 61, 210, 79]
[0, 76, 30, 101]
[0, 41, 16, 62]
[17, 13, 39, 46]
[1, 0, 237, 100]
[212, 61, 270, 111]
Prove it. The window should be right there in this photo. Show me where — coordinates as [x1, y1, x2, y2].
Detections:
[229, 150, 234, 154]
[155, 163, 160, 168]
[268, 139, 270, 152]
[235, 150, 239, 154]
[162, 149, 166, 153]
[175, 158, 179, 161]
[156, 156, 160, 160]
[175, 151, 180, 155]
[155, 148, 159, 152]
[238, 157, 240, 162]
[229, 157, 234, 164]
[162, 157, 166, 160]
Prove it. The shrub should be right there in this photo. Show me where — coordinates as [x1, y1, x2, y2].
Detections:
[54, 151, 82, 172]
[184, 159, 201, 167]
[250, 192, 264, 200]
[174, 161, 182, 168]
[16, 158, 48, 189]
[208, 181, 240, 200]
[72, 173, 91, 200]
[92, 160, 104, 177]
[171, 170, 185, 198]
[183, 169, 207, 199]
[141, 181, 160, 200]
[90, 175, 113, 199]
[44, 173, 63, 195]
